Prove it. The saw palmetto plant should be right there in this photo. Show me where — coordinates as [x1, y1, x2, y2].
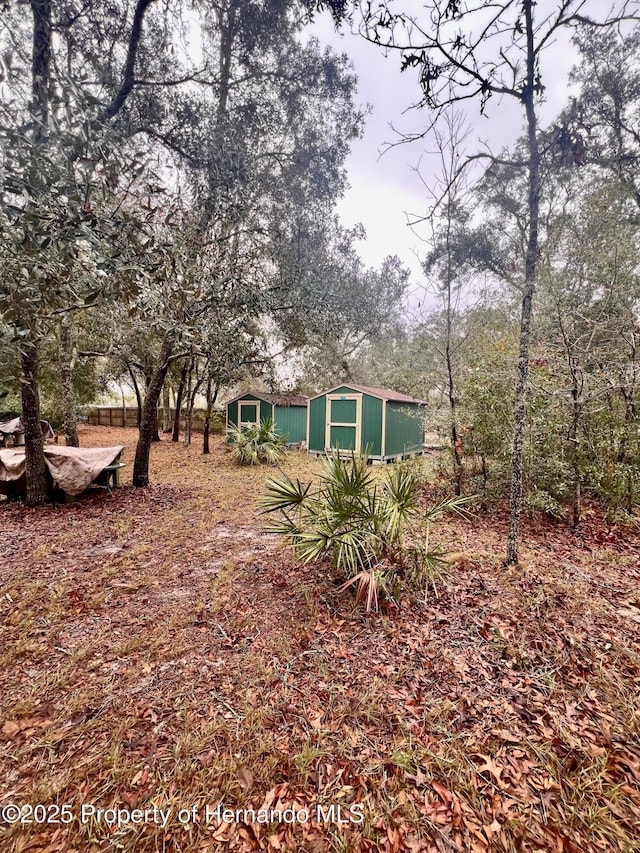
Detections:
[227, 418, 287, 465]
[260, 452, 473, 611]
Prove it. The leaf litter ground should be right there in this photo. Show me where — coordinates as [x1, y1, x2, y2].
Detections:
[1, 426, 639, 853]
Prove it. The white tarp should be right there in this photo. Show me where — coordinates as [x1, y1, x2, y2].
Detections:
[0, 445, 124, 496]
[0, 418, 21, 435]
[0, 417, 56, 440]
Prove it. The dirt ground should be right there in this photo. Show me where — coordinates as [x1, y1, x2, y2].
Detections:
[1, 426, 639, 852]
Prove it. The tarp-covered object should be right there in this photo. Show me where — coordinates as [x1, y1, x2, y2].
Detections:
[0, 417, 56, 440]
[0, 445, 124, 496]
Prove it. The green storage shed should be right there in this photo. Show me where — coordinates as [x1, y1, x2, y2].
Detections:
[307, 384, 426, 462]
[225, 391, 308, 444]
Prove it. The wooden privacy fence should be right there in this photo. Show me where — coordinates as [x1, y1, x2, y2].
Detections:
[85, 406, 221, 433]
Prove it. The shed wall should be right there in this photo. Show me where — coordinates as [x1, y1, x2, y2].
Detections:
[384, 403, 424, 456]
[275, 406, 306, 443]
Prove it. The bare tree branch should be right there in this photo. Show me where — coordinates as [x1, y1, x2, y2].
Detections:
[103, 0, 157, 120]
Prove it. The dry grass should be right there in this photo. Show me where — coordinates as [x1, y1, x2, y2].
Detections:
[1, 426, 639, 852]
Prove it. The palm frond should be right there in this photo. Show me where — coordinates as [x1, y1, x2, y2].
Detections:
[424, 493, 477, 523]
[259, 473, 312, 513]
[337, 568, 383, 612]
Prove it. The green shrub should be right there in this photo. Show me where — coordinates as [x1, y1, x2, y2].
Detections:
[594, 461, 640, 517]
[524, 488, 565, 520]
[227, 418, 286, 465]
[260, 451, 472, 611]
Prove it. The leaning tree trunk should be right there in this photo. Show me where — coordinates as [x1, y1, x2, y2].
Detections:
[506, 3, 540, 566]
[21, 343, 49, 505]
[132, 338, 173, 487]
[59, 313, 79, 446]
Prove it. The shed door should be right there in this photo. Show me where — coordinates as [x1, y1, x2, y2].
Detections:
[325, 394, 361, 452]
[238, 401, 259, 429]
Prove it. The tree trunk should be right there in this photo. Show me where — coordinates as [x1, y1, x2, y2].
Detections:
[445, 276, 462, 496]
[183, 359, 194, 446]
[618, 389, 637, 514]
[506, 0, 540, 566]
[172, 361, 188, 442]
[203, 378, 219, 455]
[151, 404, 160, 442]
[20, 0, 52, 505]
[18, 0, 153, 505]
[572, 469, 581, 528]
[21, 344, 49, 505]
[132, 338, 173, 487]
[144, 369, 161, 442]
[505, 248, 537, 562]
[30, 0, 51, 142]
[59, 313, 79, 446]
[128, 365, 143, 428]
[446, 315, 462, 495]
[186, 376, 203, 448]
[162, 380, 171, 432]
[570, 358, 583, 528]
[439, 115, 464, 497]
[617, 334, 637, 513]
[481, 453, 488, 507]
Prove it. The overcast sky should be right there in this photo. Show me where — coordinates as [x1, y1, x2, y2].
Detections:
[307, 10, 580, 288]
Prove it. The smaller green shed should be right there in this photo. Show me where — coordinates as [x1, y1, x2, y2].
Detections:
[307, 384, 426, 462]
[225, 391, 308, 444]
